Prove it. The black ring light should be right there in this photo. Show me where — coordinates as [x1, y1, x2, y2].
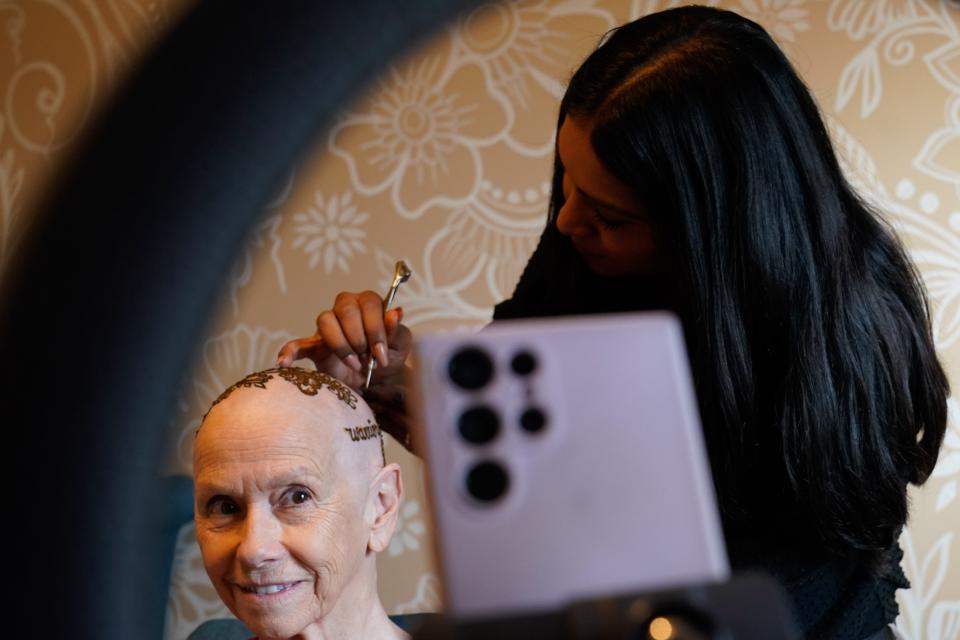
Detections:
[0, 2, 482, 637]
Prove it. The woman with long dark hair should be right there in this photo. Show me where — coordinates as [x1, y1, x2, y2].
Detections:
[278, 7, 949, 638]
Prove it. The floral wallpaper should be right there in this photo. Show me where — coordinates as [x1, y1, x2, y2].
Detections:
[1, 1, 957, 639]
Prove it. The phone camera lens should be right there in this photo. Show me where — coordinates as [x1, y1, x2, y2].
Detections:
[510, 350, 537, 376]
[448, 346, 494, 390]
[465, 460, 510, 503]
[458, 405, 500, 445]
[520, 407, 547, 434]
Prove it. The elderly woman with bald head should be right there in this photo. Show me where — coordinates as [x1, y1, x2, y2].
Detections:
[192, 367, 409, 640]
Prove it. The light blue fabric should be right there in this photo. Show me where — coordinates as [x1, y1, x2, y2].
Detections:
[187, 618, 250, 640]
[188, 614, 436, 639]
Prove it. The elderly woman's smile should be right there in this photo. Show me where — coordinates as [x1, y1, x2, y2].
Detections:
[235, 582, 305, 596]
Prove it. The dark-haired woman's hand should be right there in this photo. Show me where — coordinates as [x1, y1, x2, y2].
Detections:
[276, 291, 415, 452]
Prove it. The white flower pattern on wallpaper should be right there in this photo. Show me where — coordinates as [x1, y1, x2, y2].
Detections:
[330, 50, 509, 219]
[3, 0, 181, 155]
[630, 0, 722, 20]
[450, 0, 615, 154]
[424, 180, 545, 304]
[0, 114, 24, 266]
[886, 171, 960, 352]
[394, 573, 443, 615]
[373, 249, 492, 326]
[455, 1, 564, 108]
[897, 528, 959, 640]
[291, 190, 368, 273]
[915, 87, 960, 199]
[924, 21, 960, 92]
[226, 170, 296, 315]
[824, 113, 959, 637]
[829, 117, 960, 351]
[0, 3, 24, 65]
[826, 0, 927, 40]
[932, 398, 960, 512]
[165, 523, 232, 640]
[927, 601, 960, 640]
[227, 213, 286, 316]
[827, 116, 889, 203]
[737, 0, 810, 42]
[389, 500, 428, 557]
[830, 0, 957, 118]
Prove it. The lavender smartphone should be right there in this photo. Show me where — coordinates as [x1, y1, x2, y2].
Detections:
[409, 312, 729, 620]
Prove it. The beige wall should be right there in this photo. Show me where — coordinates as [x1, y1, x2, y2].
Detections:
[2, 1, 958, 639]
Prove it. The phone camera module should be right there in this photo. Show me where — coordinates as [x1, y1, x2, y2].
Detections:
[458, 405, 500, 445]
[520, 407, 547, 434]
[510, 350, 537, 376]
[448, 346, 494, 390]
[465, 460, 509, 503]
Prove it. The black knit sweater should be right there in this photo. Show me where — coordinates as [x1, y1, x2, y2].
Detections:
[493, 223, 908, 639]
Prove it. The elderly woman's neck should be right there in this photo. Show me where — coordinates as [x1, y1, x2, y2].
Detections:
[289, 563, 410, 640]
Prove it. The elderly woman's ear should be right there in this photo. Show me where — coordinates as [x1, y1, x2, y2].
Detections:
[366, 463, 404, 554]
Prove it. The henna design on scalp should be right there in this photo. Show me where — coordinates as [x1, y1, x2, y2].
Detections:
[199, 368, 385, 463]
[203, 367, 359, 421]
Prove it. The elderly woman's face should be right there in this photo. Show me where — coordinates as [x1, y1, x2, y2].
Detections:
[192, 394, 371, 639]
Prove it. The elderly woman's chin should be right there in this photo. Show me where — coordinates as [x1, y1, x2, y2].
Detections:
[217, 581, 321, 640]
[223, 585, 315, 640]
[232, 607, 310, 640]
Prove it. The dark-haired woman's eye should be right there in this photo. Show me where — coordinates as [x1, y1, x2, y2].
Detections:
[592, 210, 628, 230]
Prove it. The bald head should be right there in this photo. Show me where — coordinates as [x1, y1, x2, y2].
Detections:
[196, 367, 384, 484]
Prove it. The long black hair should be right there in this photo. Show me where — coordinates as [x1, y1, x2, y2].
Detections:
[554, 6, 949, 553]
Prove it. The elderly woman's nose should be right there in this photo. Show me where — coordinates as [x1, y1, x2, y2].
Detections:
[236, 507, 284, 568]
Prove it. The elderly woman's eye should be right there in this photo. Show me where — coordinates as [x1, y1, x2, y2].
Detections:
[207, 497, 240, 516]
[281, 487, 313, 506]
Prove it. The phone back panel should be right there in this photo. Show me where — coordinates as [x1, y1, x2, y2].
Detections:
[410, 312, 729, 619]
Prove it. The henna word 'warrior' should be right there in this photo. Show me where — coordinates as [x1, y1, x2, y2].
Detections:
[344, 419, 385, 465]
[344, 423, 381, 442]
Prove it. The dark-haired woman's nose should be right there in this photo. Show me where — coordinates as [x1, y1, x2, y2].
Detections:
[555, 194, 594, 239]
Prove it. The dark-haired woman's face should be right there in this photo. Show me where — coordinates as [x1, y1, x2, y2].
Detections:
[556, 116, 663, 277]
